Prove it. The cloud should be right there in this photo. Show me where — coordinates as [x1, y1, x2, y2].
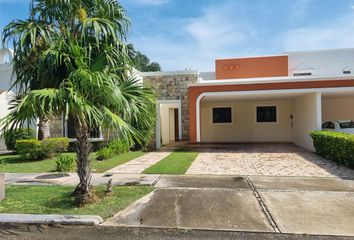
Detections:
[185, 4, 253, 51]
[280, 13, 354, 51]
[128, 0, 170, 6]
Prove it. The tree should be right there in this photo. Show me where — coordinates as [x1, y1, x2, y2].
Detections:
[2, 0, 156, 205]
[128, 44, 161, 72]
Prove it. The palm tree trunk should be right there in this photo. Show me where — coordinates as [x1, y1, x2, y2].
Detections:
[37, 117, 50, 140]
[72, 119, 93, 206]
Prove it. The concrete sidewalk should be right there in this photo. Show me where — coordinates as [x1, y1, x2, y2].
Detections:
[105, 175, 354, 237]
[5, 173, 160, 186]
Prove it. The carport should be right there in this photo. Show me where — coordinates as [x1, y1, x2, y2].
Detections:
[191, 86, 354, 150]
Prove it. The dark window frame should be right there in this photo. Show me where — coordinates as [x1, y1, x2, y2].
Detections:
[212, 107, 233, 124]
[256, 105, 278, 123]
[322, 121, 335, 129]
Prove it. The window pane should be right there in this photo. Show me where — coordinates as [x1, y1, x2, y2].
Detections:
[213, 107, 232, 123]
[256, 106, 277, 123]
[65, 116, 101, 138]
[340, 121, 354, 129]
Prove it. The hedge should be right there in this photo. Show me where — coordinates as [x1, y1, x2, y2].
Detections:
[310, 130, 354, 168]
[4, 128, 36, 151]
[16, 138, 70, 160]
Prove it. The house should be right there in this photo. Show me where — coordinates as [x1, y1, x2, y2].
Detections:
[0, 48, 16, 150]
[2, 47, 354, 151]
[147, 48, 354, 150]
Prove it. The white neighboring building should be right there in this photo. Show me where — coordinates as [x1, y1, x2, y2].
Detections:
[0, 48, 15, 151]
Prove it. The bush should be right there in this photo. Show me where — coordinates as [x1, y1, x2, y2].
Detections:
[96, 139, 132, 161]
[16, 139, 45, 160]
[42, 138, 70, 158]
[55, 154, 75, 172]
[310, 130, 354, 168]
[108, 139, 131, 154]
[96, 147, 114, 161]
[15, 137, 70, 160]
[4, 128, 36, 151]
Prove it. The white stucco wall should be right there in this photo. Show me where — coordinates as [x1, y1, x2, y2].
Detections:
[291, 93, 321, 150]
[200, 100, 292, 142]
[0, 91, 15, 150]
[0, 48, 14, 91]
[322, 97, 354, 121]
[288, 49, 354, 76]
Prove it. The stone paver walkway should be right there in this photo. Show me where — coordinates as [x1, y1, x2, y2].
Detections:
[106, 152, 171, 174]
[186, 144, 354, 178]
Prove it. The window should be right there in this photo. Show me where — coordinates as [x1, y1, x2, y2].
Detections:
[322, 121, 335, 129]
[293, 72, 312, 76]
[64, 116, 102, 139]
[339, 121, 354, 129]
[256, 106, 277, 123]
[212, 107, 232, 124]
[343, 70, 351, 74]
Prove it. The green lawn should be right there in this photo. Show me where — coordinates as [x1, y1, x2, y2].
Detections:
[0, 185, 152, 220]
[0, 151, 145, 173]
[143, 150, 199, 174]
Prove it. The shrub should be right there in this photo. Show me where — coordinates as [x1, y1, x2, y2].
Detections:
[310, 130, 354, 168]
[55, 154, 75, 172]
[96, 147, 114, 161]
[96, 139, 132, 161]
[15, 137, 70, 160]
[108, 139, 131, 154]
[16, 139, 45, 160]
[42, 138, 70, 158]
[4, 128, 36, 151]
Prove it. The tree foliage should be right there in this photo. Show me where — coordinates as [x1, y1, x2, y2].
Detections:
[2, 0, 156, 205]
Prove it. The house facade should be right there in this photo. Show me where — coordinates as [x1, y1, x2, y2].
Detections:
[1, 47, 354, 151]
[148, 48, 354, 150]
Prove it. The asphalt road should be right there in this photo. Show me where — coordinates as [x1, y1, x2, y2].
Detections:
[0, 225, 353, 240]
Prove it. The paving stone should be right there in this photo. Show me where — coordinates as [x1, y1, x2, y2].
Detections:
[107, 152, 171, 174]
[186, 144, 354, 177]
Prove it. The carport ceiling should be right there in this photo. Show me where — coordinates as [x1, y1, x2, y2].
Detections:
[202, 92, 308, 103]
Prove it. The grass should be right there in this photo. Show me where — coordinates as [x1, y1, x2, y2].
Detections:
[0, 185, 152, 220]
[0, 151, 145, 173]
[143, 150, 199, 174]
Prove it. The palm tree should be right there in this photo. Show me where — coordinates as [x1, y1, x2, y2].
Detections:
[2, 0, 156, 205]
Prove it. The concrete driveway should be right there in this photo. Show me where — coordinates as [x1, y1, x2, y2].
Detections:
[185, 143, 354, 178]
[104, 175, 354, 236]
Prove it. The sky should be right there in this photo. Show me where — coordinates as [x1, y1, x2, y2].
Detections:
[1, 0, 354, 71]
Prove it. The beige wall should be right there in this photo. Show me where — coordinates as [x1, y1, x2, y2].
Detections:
[291, 93, 321, 150]
[200, 100, 292, 142]
[169, 109, 175, 141]
[160, 103, 178, 145]
[322, 97, 354, 121]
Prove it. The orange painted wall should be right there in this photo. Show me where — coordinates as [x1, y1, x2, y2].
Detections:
[188, 80, 354, 142]
[215, 55, 289, 80]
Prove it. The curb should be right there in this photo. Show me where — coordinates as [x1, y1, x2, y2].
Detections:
[0, 214, 103, 226]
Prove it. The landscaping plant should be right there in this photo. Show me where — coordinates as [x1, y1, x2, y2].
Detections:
[96, 139, 132, 161]
[55, 154, 76, 172]
[2, 0, 156, 205]
[16, 138, 70, 160]
[310, 130, 354, 168]
[3, 128, 35, 151]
